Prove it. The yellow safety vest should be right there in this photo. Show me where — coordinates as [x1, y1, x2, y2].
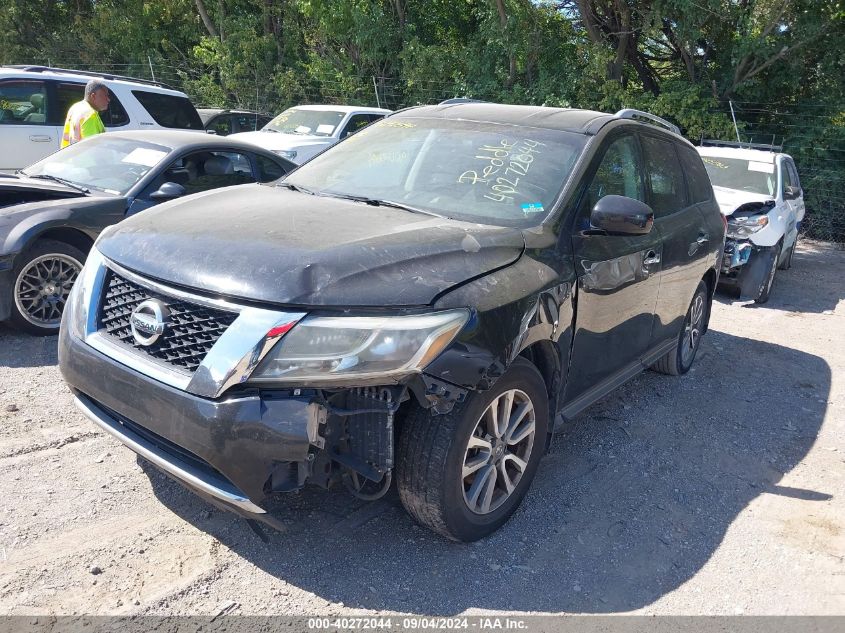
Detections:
[61, 100, 105, 148]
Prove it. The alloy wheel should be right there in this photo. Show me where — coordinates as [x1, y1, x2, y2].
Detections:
[681, 292, 705, 365]
[462, 389, 536, 515]
[14, 254, 82, 328]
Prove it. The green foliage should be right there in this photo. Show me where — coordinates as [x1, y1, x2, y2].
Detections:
[2, 0, 843, 239]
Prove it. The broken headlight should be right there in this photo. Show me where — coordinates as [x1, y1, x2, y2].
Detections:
[250, 310, 470, 383]
[727, 214, 769, 238]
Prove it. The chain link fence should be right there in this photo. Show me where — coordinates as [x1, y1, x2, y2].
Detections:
[10, 61, 845, 246]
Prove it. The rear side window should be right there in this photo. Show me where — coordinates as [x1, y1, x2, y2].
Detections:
[641, 135, 687, 217]
[678, 145, 713, 204]
[132, 91, 203, 129]
[0, 80, 48, 125]
[56, 83, 129, 127]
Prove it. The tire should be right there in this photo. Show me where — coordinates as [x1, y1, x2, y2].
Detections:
[396, 357, 549, 542]
[778, 237, 796, 271]
[8, 240, 86, 336]
[652, 280, 708, 376]
[754, 243, 780, 304]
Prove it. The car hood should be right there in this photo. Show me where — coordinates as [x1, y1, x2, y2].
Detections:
[712, 185, 775, 216]
[96, 185, 525, 307]
[230, 130, 333, 152]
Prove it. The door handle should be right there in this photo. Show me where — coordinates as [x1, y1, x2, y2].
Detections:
[29, 135, 53, 142]
[696, 233, 709, 245]
[643, 250, 661, 265]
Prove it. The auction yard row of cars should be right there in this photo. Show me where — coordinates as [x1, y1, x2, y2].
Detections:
[0, 66, 807, 541]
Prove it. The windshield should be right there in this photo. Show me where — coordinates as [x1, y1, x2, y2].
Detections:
[701, 155, 777, 196]
[263, 108, 346, 136]
[23, 137, 172, 195]
[283, 117, 587, 227]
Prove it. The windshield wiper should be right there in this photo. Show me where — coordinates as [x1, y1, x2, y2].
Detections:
[280, 182, 316, 195]
[319, 192, 442, 217]
[27, 174, 90, 194]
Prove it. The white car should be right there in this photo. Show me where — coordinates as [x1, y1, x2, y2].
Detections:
[697, 142, 805, 303]
[231, 104, 391, 164]
[0, 65, 204, 171]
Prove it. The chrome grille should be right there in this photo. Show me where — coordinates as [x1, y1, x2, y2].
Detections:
[98, 271, 238, 373]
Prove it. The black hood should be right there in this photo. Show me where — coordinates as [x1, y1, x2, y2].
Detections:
[97, 185, 525, 307]
[0, 175, 86, 209]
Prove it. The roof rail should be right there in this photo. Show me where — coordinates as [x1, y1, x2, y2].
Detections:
[700, 139, 783, 152]
[615, 109, 680, 135]
[2, 65, 175, 90]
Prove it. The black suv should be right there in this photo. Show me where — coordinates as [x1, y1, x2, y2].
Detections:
[59, 103, 724, 542]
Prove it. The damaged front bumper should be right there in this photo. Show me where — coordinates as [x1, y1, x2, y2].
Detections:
[59, 321, 464, 521]
[718, 238, 778, 298]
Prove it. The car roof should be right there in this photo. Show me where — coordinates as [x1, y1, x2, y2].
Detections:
[281, 104, 392, 115]
[696, 145, 789, 163]
[0, 66, 189, 97]
[198, 108, 268, 115]
[87, 129, 283, 154]
[393, 102, 619, 134]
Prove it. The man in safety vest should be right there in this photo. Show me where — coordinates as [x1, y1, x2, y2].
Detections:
[60, 79, 110, 148]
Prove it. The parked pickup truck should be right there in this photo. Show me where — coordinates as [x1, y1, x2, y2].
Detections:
[59, 104, 724, 542]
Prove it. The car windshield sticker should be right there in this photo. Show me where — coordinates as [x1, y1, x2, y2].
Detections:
[748, 161, 775, 174]
[120, 148, 167, 167]
[521, 202, 544, 214]
[456, 138, 546, 204]
[295, 125, 312, 134]
[316, 124, 335, 135]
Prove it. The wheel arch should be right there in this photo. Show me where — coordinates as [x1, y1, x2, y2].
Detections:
[26, 227, 95, 257]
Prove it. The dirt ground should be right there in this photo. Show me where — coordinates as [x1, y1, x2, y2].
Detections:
[0, 242, 843, 617]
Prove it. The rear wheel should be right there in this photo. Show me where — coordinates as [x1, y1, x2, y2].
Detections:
[652, 280, 708, 376]
[396, 357, 549, 542]
[9, 240, 86, 336]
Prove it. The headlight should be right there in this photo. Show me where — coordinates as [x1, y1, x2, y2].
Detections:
[273, 149, 297, 161]
[64, 247, 106, 340]
[251, 310, 470, 383]
[727, 214, 769, 238]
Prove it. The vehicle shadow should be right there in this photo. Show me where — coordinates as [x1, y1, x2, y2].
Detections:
[0, 324, 58, 368]
[715, 241, 845, 314]
[143, 330, 831, 614]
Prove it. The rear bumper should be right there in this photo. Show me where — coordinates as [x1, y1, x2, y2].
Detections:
[59, 324, 318, 509]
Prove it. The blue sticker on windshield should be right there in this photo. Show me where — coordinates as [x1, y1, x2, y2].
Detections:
[521, 202, 544, 214]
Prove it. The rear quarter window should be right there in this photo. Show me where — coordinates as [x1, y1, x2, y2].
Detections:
[132, 90, 203, 129]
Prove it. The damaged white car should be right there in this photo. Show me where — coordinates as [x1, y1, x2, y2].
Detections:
[697, 142, 805, 303]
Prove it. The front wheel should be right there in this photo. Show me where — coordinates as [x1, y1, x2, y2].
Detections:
[9, 240, 86, 336]
[652, 280, 709, 376]
[396, 357, 549, 542]
[778, 238, 796, 271]
[754, 244, 780, 304]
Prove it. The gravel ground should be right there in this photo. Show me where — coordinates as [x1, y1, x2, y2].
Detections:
[0, 242, 843, 617]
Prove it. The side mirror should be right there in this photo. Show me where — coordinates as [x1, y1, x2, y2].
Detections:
[590, 195, 654, 235]
[784, 185, 801, 200]
[149, 181, 187, 200]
